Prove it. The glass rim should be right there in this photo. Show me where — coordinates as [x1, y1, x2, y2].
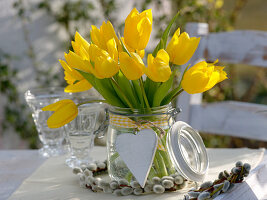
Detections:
[78, 102, 103, 109]
[108, 104, 180, 117]
[25, 87, 70, 100]
[25, 86, 65, 93]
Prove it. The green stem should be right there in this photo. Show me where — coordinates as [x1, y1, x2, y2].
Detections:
[77, 100, 107, 107]
[176, 64, 190, 90]
[148, 166, 157, 180]
[157, 130, 176, 175]
[170, 62, 174, 70]
[153, 155, 161, 176]
[132, 80, 144, 108]
[170, 89, 184, 102]
[139, 77, 151, 110]
[110, 152, 119, 163]
[155, 151, 168, 177]
[111, 78, 135, 110]
[159, 150, 176, 174]
[125, 171, 133, 183]
[118, 34, 131, 57]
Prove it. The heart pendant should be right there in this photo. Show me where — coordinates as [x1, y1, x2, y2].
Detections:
[115, 129, 158, 188]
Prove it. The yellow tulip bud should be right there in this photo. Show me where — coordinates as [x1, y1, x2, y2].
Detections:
[64, 71, 76, 85]
[59, 60, 92, 93]
[60, 33, 93, 93]
[64, 51, 91, 73]
[119, 52, 145, 80]
[60, 60, 83, 80]
[106, 38, 119, 61]
[72, 32, 90, 59]
[72, 41, 89, 60]
[90, 21, 119, 51]
[146, 49, 171, 82]
[89, 44, 109, 62]
[94, 56, 119, 79]
[64, 33, 93, 88]
[120, 37, 145, 58]
[64, 79, 92, 93]
[181, 60, 228, 94]
[124, 8, 152, 50]
[89, 44, 119, 79]
[42, 99, 78, 128]
[166, 28, 200, 65]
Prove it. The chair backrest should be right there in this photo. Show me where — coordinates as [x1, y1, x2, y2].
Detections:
[177, 22, 267, 141]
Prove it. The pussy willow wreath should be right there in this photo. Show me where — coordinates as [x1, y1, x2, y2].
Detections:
[73, 160, 251, 199]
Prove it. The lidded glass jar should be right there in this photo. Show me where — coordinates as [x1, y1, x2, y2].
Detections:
[106, 104, 208, 190]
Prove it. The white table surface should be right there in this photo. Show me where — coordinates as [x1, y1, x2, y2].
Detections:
[0, 150, 46, 200]
[1, 148, 267, 200]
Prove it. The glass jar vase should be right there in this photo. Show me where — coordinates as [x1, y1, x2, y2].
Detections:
[106, 104, 209, 188]
[107, 105, 178, 181]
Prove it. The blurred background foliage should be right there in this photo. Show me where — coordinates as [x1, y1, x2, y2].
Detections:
[0, 51, 38, 148]
[1, 0, 266, 149]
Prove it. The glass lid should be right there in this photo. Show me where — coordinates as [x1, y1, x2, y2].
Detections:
[166, 121, 209, 182]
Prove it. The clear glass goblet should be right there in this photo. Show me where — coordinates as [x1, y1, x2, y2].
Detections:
[65, 103, 102, 168]
[25, 87, 71, 157]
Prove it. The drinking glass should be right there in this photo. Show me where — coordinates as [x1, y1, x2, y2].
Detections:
[25, 87, 70, 157]
[65, 103, 102, 168]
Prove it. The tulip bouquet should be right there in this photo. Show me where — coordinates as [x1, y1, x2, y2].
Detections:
[42, 8, 227, 186]
[43, 8, 227, 128]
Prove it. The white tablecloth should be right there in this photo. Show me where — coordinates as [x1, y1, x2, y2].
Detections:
[0, 150, 45, 200]
[3, 147, 267, 200]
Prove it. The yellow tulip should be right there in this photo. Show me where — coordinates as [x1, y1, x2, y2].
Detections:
[42, 99, 78, 128]
[59, 60, 92, 93]
[181, 60, 228, 94]
[89, 44, 119, 79]
[62, 51, 93, 92]
[119, 52, 145, 80]
[120, 37, 145, 58]
[65, 77, 92, 93]
[60, 32, 93, 92]
[166, 28, 200, 65]
[124, 8, 152, 50]
[146, 49, 171, 82]
[90, 21, 119, 52]
[64, 51, 91, 73]
[106, 38, 119, 62]
[71, 32, 90, 60]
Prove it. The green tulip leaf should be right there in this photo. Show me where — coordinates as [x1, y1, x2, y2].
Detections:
[116, 72, 139, 108]
[152, 11, 179, 56]
[152, 71, 175, 107]
[132, 79, 144, 107]
[76, 69, 125, 107]
[160, 86, 181, 106]
[75, 69, 98, 90]
[161, 11, 180, 49]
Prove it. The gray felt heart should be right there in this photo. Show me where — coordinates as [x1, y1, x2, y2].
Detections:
[115, 129, 158, 188]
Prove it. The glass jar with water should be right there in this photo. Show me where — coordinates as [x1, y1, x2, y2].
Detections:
[106, 104, 209, 190]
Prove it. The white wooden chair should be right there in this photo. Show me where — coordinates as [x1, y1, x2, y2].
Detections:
[177, 22, 267, 141]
